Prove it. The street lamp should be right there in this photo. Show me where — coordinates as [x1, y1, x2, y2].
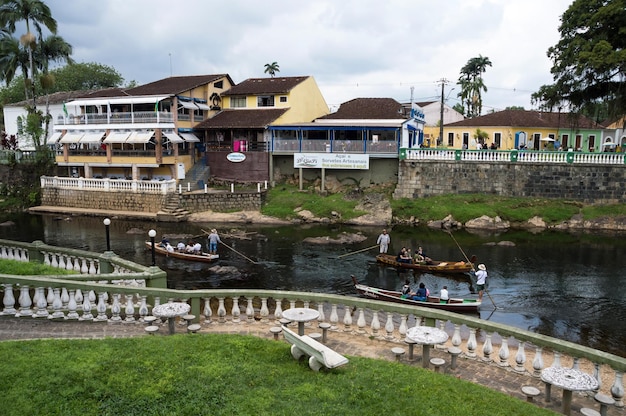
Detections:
[103, 218, 111, 252]
[148, 229, 157, 266]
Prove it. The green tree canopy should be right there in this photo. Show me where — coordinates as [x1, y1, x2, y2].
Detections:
[264, 61, 280, 78]
[532, 0, 626, 123]
[457, 55, 492, 118]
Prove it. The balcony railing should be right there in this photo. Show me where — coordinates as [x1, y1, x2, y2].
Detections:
[40, 176, 177, 194]
[272, 139, 398, 154]
[0, 238, 624, 410]
[56, 111, 175, 126]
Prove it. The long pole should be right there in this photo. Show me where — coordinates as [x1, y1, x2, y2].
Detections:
[447, 231, 497, 309]
[336, 245, 379, 259]
[150, 236, 156, 266]
[219, 241, 257, 264]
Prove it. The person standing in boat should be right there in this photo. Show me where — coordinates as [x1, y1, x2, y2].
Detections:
[208, 229, 221, 255]
[475, 264, 488, 302]
[440, 286, 449, 303]
[377, 229, 390, 254]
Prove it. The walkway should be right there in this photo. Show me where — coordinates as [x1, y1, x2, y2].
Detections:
[0, 315, 619, 415]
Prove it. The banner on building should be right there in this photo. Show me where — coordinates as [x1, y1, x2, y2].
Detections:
[294, 153, 369, 169]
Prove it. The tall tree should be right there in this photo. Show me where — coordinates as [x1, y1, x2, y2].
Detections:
[456, 55, 492, 118]
[532, 0, 626, 123]
[0, 0, 57, 108]
[264, 61, 280, 78]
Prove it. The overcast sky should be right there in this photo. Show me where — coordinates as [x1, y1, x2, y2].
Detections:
[45, 0, 573, 112]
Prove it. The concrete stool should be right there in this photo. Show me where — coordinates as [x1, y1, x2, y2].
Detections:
[318, 322, 331, 343]
[279, 318, 291, 326]
[145, 325, 159, 335]
[143, 316, 158, 325]
[594, 393, 615, 416]
[430, 358, 445, 372]
[182, 314, 196, 325]
[448, 346, 462, 369]
[521, 386, 541, 403]
[269, 326, 283, 340]
[187, 324, 201, 334]
[391, 347, 405, 362]
[309, 332, 322, 342]
[404, 338, 417, 360]
[580, 408, 601, 416]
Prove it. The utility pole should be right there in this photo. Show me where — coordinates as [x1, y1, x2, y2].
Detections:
[438, 78, 449, 147]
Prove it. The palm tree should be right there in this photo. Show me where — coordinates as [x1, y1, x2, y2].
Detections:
[0, 30, 29, 96]
[264, 62, 280, 78]
[0, 0, 58, 107]
[456, 55, 491, 118]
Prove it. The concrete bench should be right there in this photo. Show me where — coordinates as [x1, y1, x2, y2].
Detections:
[448, 346, 462, 369]
[391, 347, 405, 362]
[521, 385, 540, 402]
[187, 324, 201, 333]
[430, 357, 445, 372]
[270, 326, 283, 340]
[145, 325, 159, 335]
[282, 325, 348, 371]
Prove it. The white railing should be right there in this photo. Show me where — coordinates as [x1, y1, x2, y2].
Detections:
[57, 111, 174, 126]
[403, 148, 626, 165]
[40, 176, 177, 195]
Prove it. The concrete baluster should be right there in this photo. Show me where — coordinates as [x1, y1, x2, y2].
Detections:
[138, 295, 148, 322]
[202, 297, 212, 324]
[370, 310, 380, 336]
[273, 298, 283, 321]
[109, 293, 122, 323]
[50, 288, 64, 319]
[329, 303, 339, 330]
[260, 297, 269, 322]
[16, 285, 32, 317]
[384, 311, 394, 339]
[532, 346, 543, 377]
[217, 297, 226, 323]
[356, 308, 366, 333]
[95, 293, 108, 321]
[60, 288, 69, 308]
[75, 289, 83, 305]
[80, 258, 88, 274]
[88, 260, 97, 274]
[482, 332, 493, 362]
[231, 297, 241, 323]
[514, 341, 526, 373]
[58, 254, 65, 269]
[451, 324, 462, 347]
[399, 314, 408, 337]
[245, 297, 254, 323]
[124, 294, 135, 322]
[316, 302, 324, 322]
[67, 290, 79, 320]
[81, 295, 93, 321]
[466, 328, 477, 358]
[611, 371, 624, 407]
[46, 287, 54, 309]
[34, 287, 49, 318]
[50, 253, 58, 268]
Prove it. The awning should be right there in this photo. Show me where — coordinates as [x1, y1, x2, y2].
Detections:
[180, 133, 200, 142]
[178, 101, 198, 110]
[103, 131, 131, 143]
[195, 102, 211, 110]
[80, 132, 106, 143]
[47, 132, 63, 144]
[59, 132, 85, 143]
[163, 132, 184, 143]
[65, 95, 169, 108]
[125, 131, 154, 144]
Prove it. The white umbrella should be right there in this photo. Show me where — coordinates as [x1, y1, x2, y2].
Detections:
[602, 141, 617, 147]
[540, 137, 555, 142]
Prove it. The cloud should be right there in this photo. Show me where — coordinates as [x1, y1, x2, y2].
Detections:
[45, 0, 572, 111]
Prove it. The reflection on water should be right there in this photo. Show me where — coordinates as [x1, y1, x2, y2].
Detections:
[0, 213, 625, 357]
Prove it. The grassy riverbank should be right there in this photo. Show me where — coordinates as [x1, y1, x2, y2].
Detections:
[261, 184, 626, 224]
[0, 335, 552, 416]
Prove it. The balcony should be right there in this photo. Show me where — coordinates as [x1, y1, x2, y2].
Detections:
[57, 111, 175, 126]
[271, 138, 398, 155]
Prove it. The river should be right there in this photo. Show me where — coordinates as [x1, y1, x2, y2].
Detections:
[1, 213, 624, 358]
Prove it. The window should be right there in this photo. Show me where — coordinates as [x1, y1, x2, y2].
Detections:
[588, 135, 596, 151]
[214, 80, 223, 89]
[279, 96, 287, 103]
[494, 132, 501, 148]
[561, 134, 569, 148]
[257, 95, 275, 107]
[447, 132, 454, 147]
[231, 96, 246, 108]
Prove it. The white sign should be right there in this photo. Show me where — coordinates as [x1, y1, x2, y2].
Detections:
[294, 153, 369, 170]
[227, 152, 246, 162]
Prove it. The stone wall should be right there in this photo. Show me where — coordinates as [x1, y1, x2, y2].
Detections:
[41, 188, 168, 212]
[393, 160, 626, 203]
[179, 191, 265, 212]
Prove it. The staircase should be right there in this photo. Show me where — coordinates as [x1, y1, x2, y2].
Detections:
[156, 193, 190, 222]
[181, 159, 211, 191]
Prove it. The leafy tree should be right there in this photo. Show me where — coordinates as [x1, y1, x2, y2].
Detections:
[452, 103, 465, 116]
[456, 55, 492, 118]
[51, 62, 123, 91]
[264, 61, 280, 78]
[532, 0, 626, 123]
[505, 106, 525, 111]
[0, 0, 58, 108]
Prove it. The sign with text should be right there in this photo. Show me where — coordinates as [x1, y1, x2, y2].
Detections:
[294, 153, 369, 169]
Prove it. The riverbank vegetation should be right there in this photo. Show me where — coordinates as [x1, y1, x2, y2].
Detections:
[0, 258, 72, 275]
[0, 334, 552, 416]
[262, 185, 626, 224]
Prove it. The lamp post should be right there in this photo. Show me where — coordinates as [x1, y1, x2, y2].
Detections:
[103, 218, 111, 252]
[148, 229, 157, 266]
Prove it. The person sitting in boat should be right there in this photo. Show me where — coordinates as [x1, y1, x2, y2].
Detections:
[396, 247, 412, 264]
[411, 282, 428, 301]
[414, 246, 433, 264]
[401, 279, 412, 299]
[160, 238, 169, 248]
[440, 286, 449, 304]
[193, 241, 202, 254]
[185, 242, 195, 253]
[165, 242, 174, 253]
[176, 242, 185, 252]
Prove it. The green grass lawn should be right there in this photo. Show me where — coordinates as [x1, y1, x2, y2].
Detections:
[0, 334, 554, 416]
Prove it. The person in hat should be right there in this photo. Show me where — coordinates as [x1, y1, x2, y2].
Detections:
[475, 264, 488, 302]
[207, 229, 221, 255]
[376, 229, 390, 254]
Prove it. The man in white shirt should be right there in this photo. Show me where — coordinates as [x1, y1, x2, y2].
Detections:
[475, 264, 488, 302]
[440, 286, 449, 303]
[376, 229, 390, 254]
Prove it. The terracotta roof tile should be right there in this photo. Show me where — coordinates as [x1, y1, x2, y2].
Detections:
[222, 76, 308, 96]
[125, 74, 232, 96]
[321, 98, 406, 119]
[195, 109, 288, 129]
[446, 109, 604, 129]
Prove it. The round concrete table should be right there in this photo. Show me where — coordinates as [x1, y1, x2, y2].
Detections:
[541, 366, 599, 415]
[406, 325, 449, 368]
[152, 302, 191, 335]
[281, 307, 320, 336]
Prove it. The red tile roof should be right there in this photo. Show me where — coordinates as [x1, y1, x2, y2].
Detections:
[446, 109, 605, 129]
[125, 74, 233, 96]
[221, 77, 309, 96]
[194, 109, 288, 129]
[320, 98, 406, 120]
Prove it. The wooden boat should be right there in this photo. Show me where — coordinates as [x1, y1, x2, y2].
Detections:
[376, 253, 473, 274]
[145, 242, 219, 263]
[351, 276, 481, 313]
